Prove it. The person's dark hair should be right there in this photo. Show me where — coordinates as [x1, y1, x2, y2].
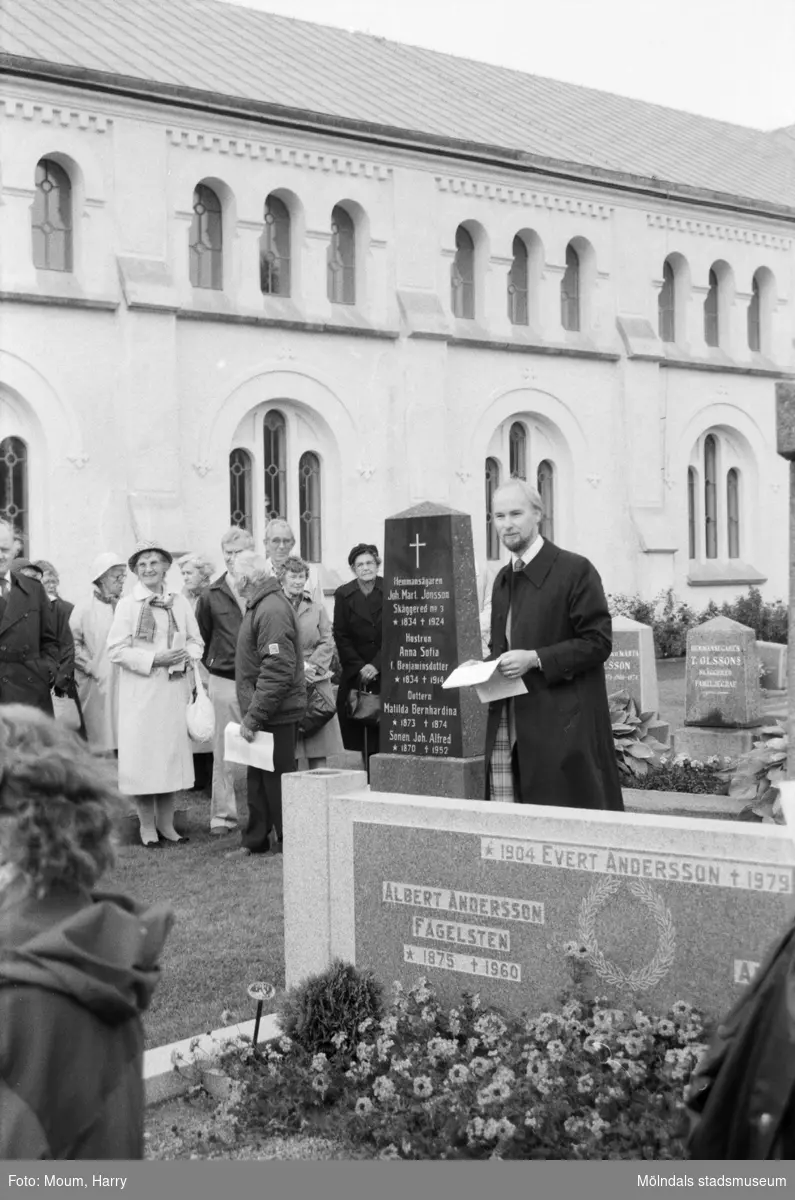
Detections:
[0, 706, 122, 898]
[347, 543, 381, 570]
[282, 555, 310, 581]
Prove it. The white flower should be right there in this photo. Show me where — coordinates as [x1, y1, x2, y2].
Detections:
[547, 1039, 566, 1062]
[357, 1017, 374, 1034]
[311, 1053, 328, 1072]
[448, 1063, 470, 1086]
[372, 1075, 397, 1102]
[577, 1074, 594, 1094]
[278, 1037, 293, 1053]
[671, 1000, 692, 1019]
[331, 1031, 348, 1049]
[535, 1076, 553, 1096]
[311, 1074, 329, 1093]
[526, 1057, 549, 1080]
[356, 1041, 374, 1061]
[413, 1076, 433, 1098]
[524, 1112, 539, 1129]
[379, 1015, 399, 1036]
[466, 1117, 485, 1143]
[657, 1018, 676, 1037]
[633, 1012, 653, 1032]
[376, 1036, 394, 1060]
[355, 1097, 374, 1116]
[427, 1036, 457, 1062]
[469, 1056, 492, 1078]
[379, 1144, 400, 1160]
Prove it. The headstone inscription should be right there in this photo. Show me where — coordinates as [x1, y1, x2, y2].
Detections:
[352, 819, 795, 1021]
[604, 616, 659, 714]
[369, 502, 486, 799]
[684, 616, 763, 728]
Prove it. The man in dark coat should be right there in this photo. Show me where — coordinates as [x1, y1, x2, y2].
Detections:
[0, 521, 60, 715]
[227, 552, 306, 858]
[196, 526, 255, 835]
[484, 481, 623, 811]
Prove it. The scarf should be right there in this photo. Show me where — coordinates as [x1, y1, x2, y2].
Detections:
[135, 592, 179, 648]
[93, 587, 117, 609]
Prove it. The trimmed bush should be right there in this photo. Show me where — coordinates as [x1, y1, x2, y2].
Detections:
[277, 959, 384, 1057]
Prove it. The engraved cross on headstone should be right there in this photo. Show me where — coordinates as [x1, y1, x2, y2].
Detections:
[409, 533, 426, 569]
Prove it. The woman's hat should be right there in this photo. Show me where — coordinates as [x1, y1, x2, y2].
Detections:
[90, 551, 127, 584]
[128, 540, 174, 573]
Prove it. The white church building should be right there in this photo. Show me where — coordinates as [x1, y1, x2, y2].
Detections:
[1, 0, 794, 606]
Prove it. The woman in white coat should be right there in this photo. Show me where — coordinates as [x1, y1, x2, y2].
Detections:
[107, 540, 203, 848]
[70, 552, 126, 754]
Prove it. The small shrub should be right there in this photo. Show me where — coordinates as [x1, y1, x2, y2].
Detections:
[278, 959, 384, 1057]
[609, 691, 667, 781]
[718, 726, 787, 822]
[652, 589, 697, 659]
[606, 593, 656, 626]
[629, 755, 730, 795]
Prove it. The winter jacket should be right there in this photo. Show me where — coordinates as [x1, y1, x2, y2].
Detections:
[0, 877, 173, 1159]
[195, 573, 244, 679]
[235, 578, 306, 731]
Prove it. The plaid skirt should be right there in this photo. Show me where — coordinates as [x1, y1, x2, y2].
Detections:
[488, 703, 518, 803]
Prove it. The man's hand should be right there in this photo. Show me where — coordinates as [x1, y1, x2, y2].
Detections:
[359, 664, 378, 684]
[497, 650, 538, 678]
[239, 723, 256, 744]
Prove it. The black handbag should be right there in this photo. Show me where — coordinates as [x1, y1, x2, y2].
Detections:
[299, 681, 337, 736]
[347, 682, 381, 726]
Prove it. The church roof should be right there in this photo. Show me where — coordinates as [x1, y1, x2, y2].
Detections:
[2, 0, 794, 213]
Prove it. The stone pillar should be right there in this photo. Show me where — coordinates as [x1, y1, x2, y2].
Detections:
[369, 502, 487, 799]
[282, 768, 368, 989]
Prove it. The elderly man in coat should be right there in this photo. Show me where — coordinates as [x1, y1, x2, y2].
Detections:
[226, 551, 306, 859]
[485, 480, 623, 811]
[0, 520, 60, 714]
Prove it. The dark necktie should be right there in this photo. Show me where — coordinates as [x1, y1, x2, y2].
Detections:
[513, 558, 525, 573]
[0, 575, 8, 623]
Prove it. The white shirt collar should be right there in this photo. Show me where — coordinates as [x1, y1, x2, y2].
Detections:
[512, 536, 544, 568]
[132, 581, 176, 602]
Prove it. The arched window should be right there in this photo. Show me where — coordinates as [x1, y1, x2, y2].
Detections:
[704, 434, 718, 558]
[189, 184, 223, 290]
[260, 195, 291, 297]
[327, 205, 355, 304]
[507, 236, 529, 326]
[32, 159, 73, 272]
[451, 225, 475, 319]
[537, 460, 555, 542]
[485, 457, 501, 560]
[509, 422, 527, 479]
[747, 275, 761, 352]
[658, 259, 675, 343]
[0, 437, 28, 548]
[687, 467, 697, 560]
[704, 269, 719, 347]
[727, 468, 740, 559]
[263, 410, 287, 521]
[298, 451, 322, 563]
[229, 449, 253, 532]
[560, 243, 580, 331]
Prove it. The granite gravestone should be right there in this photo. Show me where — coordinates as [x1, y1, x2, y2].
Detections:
[757, 640, 787, 691]
[604, 616, 659, 714]
[369, 502, 487, 799]
[684, 616, 763, 728]
[352, 819, 794, 1019]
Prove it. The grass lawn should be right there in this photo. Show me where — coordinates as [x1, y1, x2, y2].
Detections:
[656, 656, 686, 734]
[103, 790, 285, 1050]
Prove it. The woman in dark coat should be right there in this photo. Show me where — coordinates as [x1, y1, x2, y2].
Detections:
[333, 543, 383, 769]
[0, 705, 173, 1159]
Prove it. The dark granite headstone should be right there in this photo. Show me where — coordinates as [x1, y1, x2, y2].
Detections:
[685, 616, 763, 728]
[353, 820, 795, 1020]
[369, 502, 486, 799]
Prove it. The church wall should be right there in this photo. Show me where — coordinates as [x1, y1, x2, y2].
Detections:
[0, 78, 793, 614]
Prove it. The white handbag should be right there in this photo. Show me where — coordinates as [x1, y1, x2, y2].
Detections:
[186, 662, 216, 743]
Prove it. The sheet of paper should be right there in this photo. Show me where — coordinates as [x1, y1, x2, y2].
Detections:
[224, 722, 275, 770]
[474, 673, 528, 702]
[168, 631, 187, 675]
[442, 659, 501, 689]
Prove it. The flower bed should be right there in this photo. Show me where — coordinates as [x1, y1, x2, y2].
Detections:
[220, 974, 707, 1160]
[630, 755, 731, 796]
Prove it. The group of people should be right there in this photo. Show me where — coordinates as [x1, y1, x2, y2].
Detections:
[0, 516, 387, 856]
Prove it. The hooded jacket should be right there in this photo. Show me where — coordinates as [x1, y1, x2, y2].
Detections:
[235, 577, 306, 731]
[0, 877, 173, 1160]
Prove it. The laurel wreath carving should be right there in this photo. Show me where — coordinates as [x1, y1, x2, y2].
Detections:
[577, 876, 676, 992]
